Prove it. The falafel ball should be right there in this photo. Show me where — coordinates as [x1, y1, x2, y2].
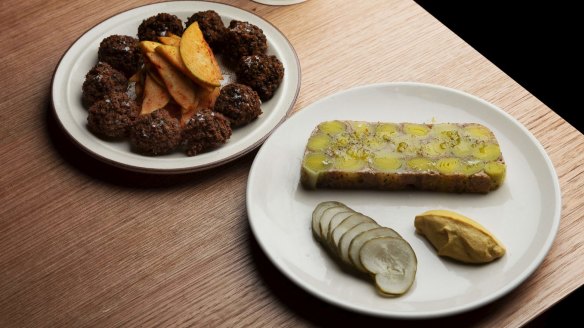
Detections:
[82, 62, 128, 108]
[137, 13, 184, 41]
[185, 10, 227, 53]
[236, 54, 284, 101]
[223, 20, 267, 64]
[129, 109, 182, 156]
[97, 35, 143, 78]
[182, 109, 232, 156]
[87, 91, 139, 138]
[213, 83, 262, 127]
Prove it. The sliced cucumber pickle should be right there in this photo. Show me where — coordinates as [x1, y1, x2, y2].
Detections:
[338, 222, 380, 264]
[312, 201, 345, 241]
[348, 227, 401, 272]
[311, 202, 417, 297]
[359, 237, 417, 296]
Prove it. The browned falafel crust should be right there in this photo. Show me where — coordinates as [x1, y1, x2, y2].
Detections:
[182, 109, 232, 156]
[129, 109, 182, 155]
[97, 35, 143, 78]
[223, 20, 267, 64]
[137, 13, 184, 41]
[87, 92, 139, 138]
[82, 62, 128, 108]
[236, 54, 284, 101]
[213, 83, 262, 127]
[186, 10, 227, 53]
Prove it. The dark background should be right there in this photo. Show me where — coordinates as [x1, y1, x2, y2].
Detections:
[414, 2, 581, 326]
[415, 1, 582, 133]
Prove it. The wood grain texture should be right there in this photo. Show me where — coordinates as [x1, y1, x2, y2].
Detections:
[1, 0, 582, 327]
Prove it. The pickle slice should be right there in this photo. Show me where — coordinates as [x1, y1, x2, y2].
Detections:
[348, 227, 401, 272]
[312, 201, 346, 241]
[359, 237, 417, 296]
[330, 213, 375, 253]
[319, 207, 353, 241]
[338, 222, 380, 264]
[326, 211, 360, 245]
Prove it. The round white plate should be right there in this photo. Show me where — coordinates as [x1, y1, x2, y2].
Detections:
[51, 1, 300, 174]
[247, 82, 561, 318]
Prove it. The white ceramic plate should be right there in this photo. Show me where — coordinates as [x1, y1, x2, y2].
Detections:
[51, 1, 300, 174]
[247, 82, 561, 318]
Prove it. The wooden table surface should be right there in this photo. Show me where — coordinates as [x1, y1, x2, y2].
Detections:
[1, 0, 583, 326]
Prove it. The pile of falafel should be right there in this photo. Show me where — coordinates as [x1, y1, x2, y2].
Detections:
[82, 11, 284, 156]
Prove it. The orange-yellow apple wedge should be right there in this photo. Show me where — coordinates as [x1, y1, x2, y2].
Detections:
[179, 22, 222, 88]
[197, 86, 220, 109]
[139, 40, 163, 54]
[167, 32, 182, 39]
[141, 74, 171, 115]
[154, 45, 196, 81]
[144, 51, 199, 114]
[158, 36, 181, 47]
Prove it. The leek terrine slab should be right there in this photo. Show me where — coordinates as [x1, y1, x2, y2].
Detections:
[300, 121, 506, 193]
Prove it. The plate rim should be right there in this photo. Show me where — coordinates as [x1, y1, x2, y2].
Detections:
[246, 81, 562, 319]
[50, 0, 301, 174]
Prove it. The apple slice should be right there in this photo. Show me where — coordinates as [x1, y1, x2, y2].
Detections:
[359, 237, 417, 296]
[197, 86, 220, 110]
[141, 74, 171, 115]
[144, 51, 199, 115]
[159, 36, 181, 47]
[179, 22, 222, 88]
[139, 40, 163, 54]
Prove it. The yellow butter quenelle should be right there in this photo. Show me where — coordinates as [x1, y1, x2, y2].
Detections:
[300, 121, 506, 193]
[414, 209, 506, 264]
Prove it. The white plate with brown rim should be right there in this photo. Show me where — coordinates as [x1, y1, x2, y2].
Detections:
[246, 82, 561, 318]
[51, 1, 300, 174]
